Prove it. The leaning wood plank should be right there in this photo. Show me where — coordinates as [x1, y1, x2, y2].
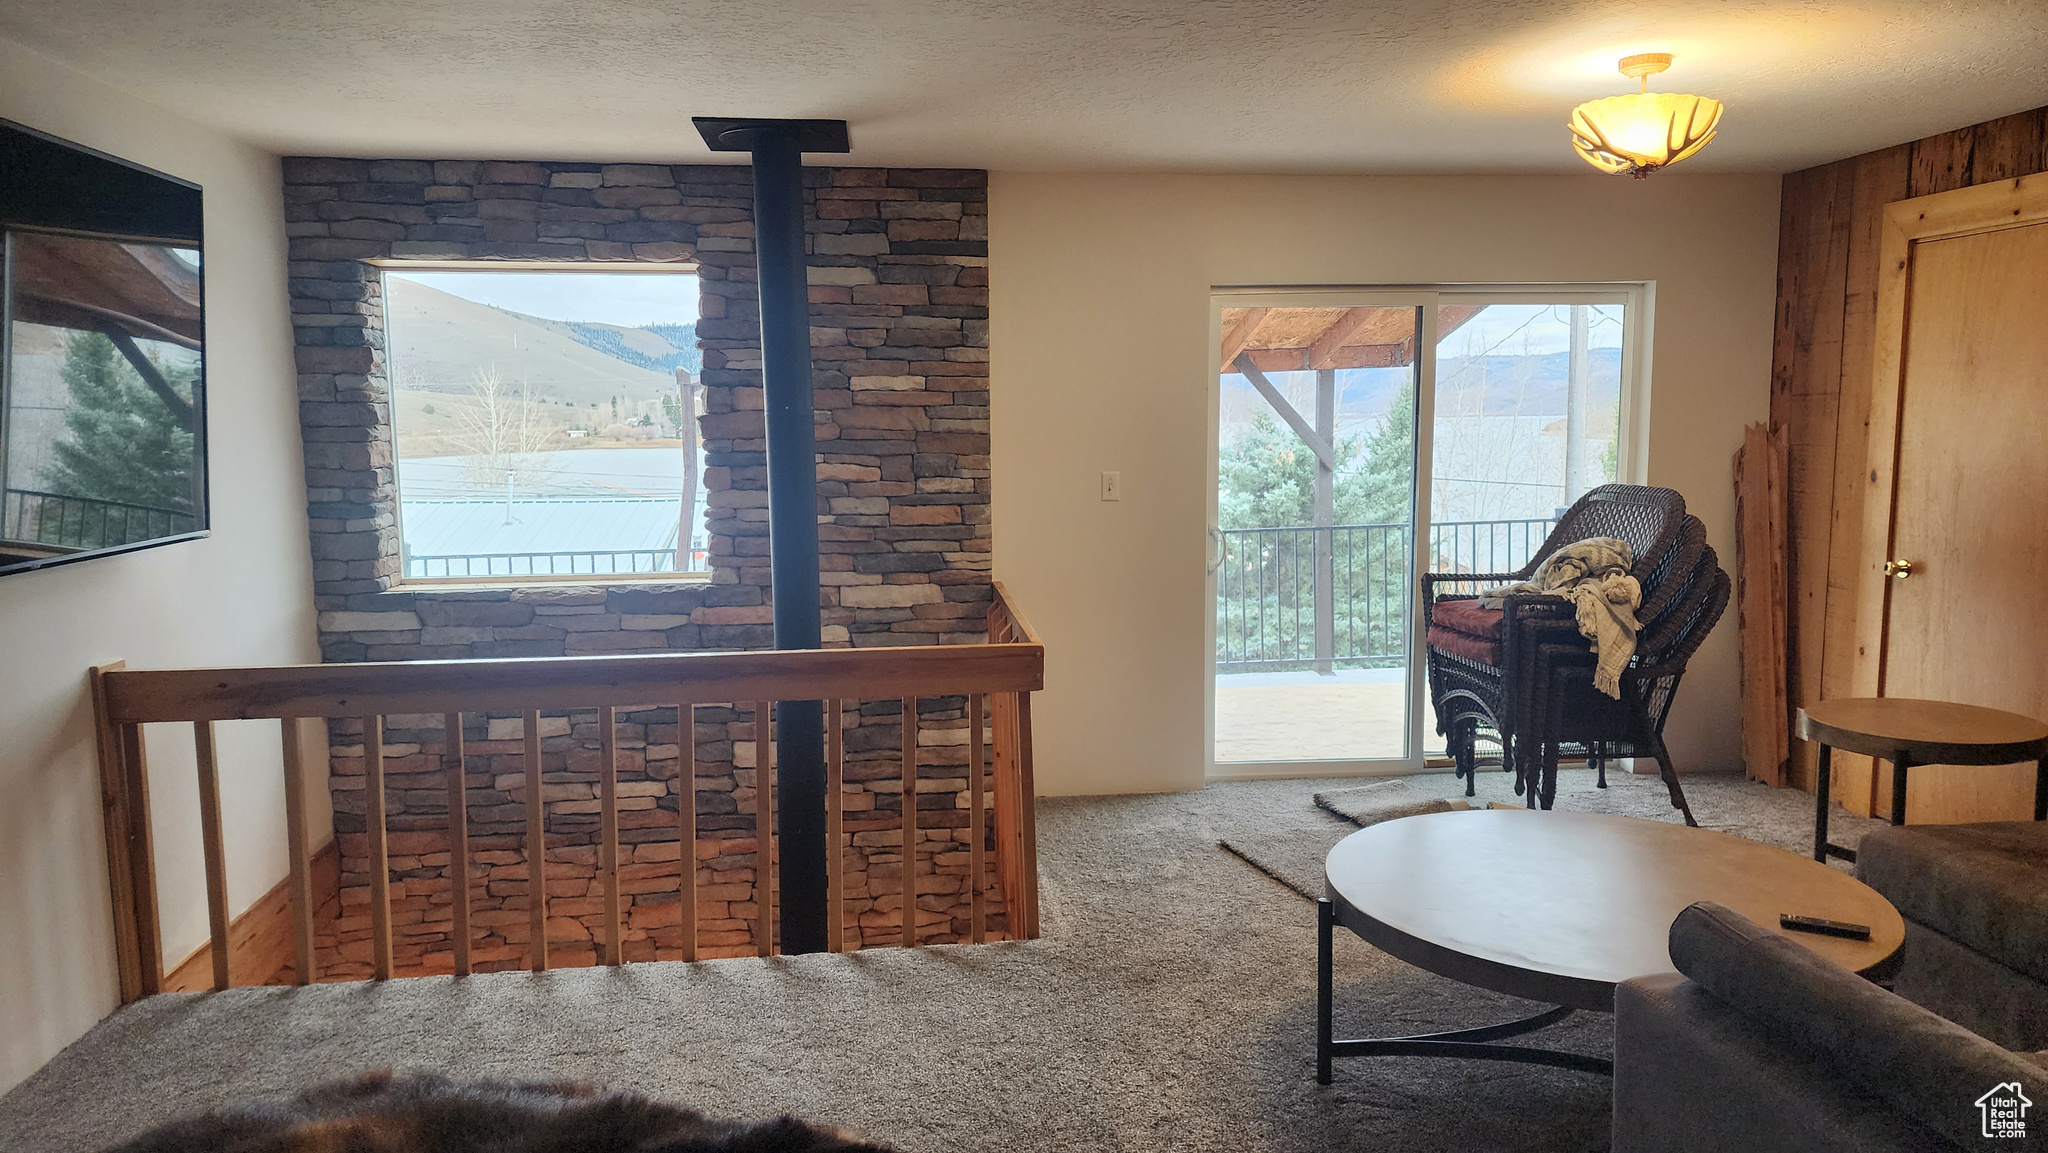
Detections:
[363, 715, 394, 980]
[445, 713, 470, 976]
[100, 644, 1044, 724]
[679, 704, 697, 963]
[524, 709, 547, 972]
[90, 663, 149, 1004]
[279, 717, 317, 985]
[826, 698, 844, 953]
[901, 697, 918, 947]
[1734, 424, 1791, 787]
[599, 704, 622, 966]
[193, 720, 232, 991]
[969, 692, 986, 944]
[755, 700, 774, 958]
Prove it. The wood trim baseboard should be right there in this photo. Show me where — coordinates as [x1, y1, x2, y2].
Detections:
[162, 840, 337, 993]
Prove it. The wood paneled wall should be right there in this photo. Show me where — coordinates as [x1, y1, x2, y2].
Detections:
[1771, 105, 2048, 806]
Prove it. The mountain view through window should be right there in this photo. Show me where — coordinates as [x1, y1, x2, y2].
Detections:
[385, 267, 704, 580]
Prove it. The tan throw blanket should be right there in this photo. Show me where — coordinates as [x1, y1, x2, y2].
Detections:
[1477, 536, 1641, 697]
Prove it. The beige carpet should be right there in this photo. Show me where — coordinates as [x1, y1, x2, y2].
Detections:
[4, 778, 1625, 1153]
[1218, 768, 1893, 904]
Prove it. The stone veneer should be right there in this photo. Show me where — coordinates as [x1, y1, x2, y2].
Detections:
[281, 158, 999, 970]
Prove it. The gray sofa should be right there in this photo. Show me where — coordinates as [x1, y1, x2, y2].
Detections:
[1858, 821, 2048, 1050]
[1614, 902, 2046, 1152]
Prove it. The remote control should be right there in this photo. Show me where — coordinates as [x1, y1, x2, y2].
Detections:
[1779, 914, 1872, 941]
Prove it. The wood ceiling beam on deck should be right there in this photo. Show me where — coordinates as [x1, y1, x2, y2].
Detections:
[1219, 308, 1271, 369]
[1305, 307, 1382, 369]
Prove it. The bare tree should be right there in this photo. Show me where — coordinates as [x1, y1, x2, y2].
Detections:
[452, 365, 562, 492]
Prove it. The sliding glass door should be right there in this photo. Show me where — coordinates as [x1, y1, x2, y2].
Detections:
[1208, 287, 1642, 777]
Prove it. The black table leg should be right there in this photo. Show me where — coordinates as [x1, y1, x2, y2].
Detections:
[1813, 743, 1832, 862]
[1315, 896, 1610, 1082]
[1891, 752, 1912, 827]
[2036, 758, 2046, 822]
[1317, 898, 1334, 1085]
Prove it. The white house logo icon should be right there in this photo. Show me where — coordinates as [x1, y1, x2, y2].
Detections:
[1977, 1081, 2031, 1138]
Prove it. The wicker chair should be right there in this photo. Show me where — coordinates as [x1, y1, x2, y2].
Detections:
[1420, 484, 1691, 807]
[1521, 539, 1731, 824]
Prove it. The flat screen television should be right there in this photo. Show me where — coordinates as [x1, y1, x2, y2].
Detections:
[0, 118, 206, 576]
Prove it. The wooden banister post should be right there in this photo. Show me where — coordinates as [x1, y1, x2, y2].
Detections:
[364, 715, 394, 980]
[902, 697, 917, 948]
[444, 713, 469, 977]
[679, 703, 697, 962]
[92, 663, 162, 1004]
[192, 721, 231, 991]
[524, 709, 547, 972]
[599, 705, 622, 966]
[280, 717, 317, 986]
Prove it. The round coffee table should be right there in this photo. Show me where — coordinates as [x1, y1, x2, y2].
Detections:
[1316, 809, 1904, 1083]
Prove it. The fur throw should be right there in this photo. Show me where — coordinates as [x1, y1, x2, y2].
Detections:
[101, 1070, 896, 1153]
[1478, 536, 1642, 698]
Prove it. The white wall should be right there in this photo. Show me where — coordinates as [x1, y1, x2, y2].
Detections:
[990, 172, 1780, 796]
[0, 39, 318, 1092]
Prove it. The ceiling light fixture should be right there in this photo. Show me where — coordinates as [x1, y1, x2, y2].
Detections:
[1569, 53, 1722, 178]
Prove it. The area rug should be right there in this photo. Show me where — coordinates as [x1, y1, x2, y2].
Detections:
[1220, 769, 1893, 902]
[1219, 780, 1466, 899]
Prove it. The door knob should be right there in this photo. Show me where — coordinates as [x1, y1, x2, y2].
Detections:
[1883, 559, 1914, 580]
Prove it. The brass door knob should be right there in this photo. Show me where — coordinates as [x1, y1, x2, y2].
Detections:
[1883, 559, 1915, 580]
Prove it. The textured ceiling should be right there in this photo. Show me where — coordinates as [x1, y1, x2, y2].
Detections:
[3, 0, 2046, 172]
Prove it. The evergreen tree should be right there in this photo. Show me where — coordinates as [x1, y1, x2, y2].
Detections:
[42, 332, 196, 512]
[1216, 381, 1414, 531]
[1354, 375, 1415, 525]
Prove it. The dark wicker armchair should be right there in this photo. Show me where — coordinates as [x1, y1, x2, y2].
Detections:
[1521, 539, 1731, 824]
[1420, 484, 1700, 814]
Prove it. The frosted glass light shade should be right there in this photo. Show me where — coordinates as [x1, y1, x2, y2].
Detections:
[1569, 92, 1723, 177]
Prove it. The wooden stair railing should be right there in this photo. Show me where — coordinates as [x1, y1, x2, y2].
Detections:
[90, 583, 1043, 1003]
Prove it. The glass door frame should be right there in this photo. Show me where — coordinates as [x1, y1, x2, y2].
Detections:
[1204, 283, 1653, 781]
[1205, 287, 1440, 780]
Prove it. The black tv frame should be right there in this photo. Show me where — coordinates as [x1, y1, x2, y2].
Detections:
[0, 117, 210, 577]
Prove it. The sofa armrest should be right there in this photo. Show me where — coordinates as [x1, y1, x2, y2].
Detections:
[1669, 902, 2044, 1147]
[1614, 974, 1951, 1153]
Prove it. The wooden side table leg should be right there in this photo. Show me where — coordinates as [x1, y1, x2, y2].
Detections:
[1813, 743, 1832, 862]
[1317, 898, 1335, 1085]
[2035, 758, 2046, 822]
[1890, 752, 1911, 827]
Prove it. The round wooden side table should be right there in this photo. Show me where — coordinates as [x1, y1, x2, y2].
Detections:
[1796, 698, 2048, 863]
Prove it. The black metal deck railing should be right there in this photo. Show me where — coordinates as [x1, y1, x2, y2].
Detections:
[1216, 517, 1554, 672]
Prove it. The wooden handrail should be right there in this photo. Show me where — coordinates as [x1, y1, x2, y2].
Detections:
[90, 612, 1044, 1004]
[98, 642, 1043, 724]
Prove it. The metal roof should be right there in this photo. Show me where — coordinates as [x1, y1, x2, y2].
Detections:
[401, 497, 682, 557]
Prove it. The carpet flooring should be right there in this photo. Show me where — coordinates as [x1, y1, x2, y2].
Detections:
[1219, 767, 1891, 901]
[0, 772, 1885, 1153]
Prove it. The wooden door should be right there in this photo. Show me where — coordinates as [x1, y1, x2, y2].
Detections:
[1855, 177, 2048, 823]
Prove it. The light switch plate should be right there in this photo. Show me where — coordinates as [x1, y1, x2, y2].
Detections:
[1100, 471, 1122, 501]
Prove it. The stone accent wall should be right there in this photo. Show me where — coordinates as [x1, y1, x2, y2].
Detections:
[280, 157, 996, 968]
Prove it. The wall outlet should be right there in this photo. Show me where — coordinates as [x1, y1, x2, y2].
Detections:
[1100, 471, 1122, 501]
